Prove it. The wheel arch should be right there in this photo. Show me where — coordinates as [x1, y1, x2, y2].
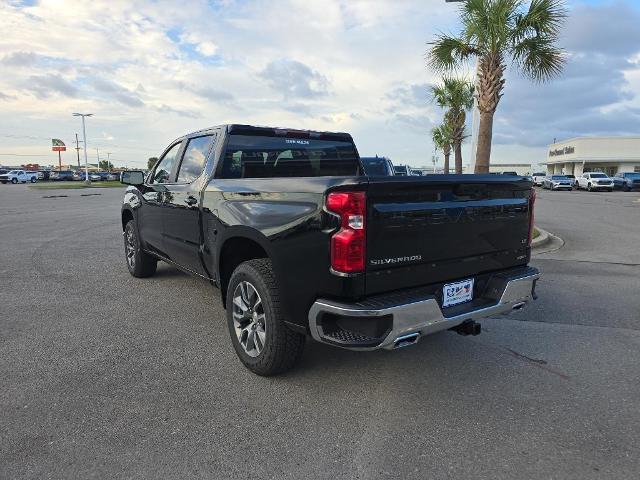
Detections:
[121, 208, 134, 230]
[218, 235, 270, 308]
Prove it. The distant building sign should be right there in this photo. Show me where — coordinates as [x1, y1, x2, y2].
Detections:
[52, 138, 66, 152]
[549, 146, 574, 157]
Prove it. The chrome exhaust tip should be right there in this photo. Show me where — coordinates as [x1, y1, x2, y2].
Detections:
[393, 332, 420, 349]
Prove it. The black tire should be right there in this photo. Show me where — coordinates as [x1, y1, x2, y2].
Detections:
[226, 258, 305, 376]
[30, 177, 36, 183]
[587, 183, 592, 192]
[11, 178, 17, 184]
[623, 185, 630, 192]
[123, 220, 157, 278]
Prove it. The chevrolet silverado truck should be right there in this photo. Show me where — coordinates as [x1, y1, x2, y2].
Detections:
[0, 170, 38, 184]
[120, 124, 539, 375]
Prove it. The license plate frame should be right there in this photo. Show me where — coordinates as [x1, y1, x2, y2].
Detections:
[442, 278, 474, 308]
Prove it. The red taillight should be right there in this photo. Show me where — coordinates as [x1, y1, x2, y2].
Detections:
[326, 191, 366, 273]
[527, 188, 536, 245]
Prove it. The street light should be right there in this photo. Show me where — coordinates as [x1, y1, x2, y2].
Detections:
[72, 113, 93, 183]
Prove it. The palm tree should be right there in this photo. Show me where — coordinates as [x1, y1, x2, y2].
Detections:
[432, 123, 454, 173]
[428, 0, 566, 173]
[431, 78, 474, 174]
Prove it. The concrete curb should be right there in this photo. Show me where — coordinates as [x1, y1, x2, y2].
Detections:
[532, 226, 565, 255]
[531, 226, 550, 248]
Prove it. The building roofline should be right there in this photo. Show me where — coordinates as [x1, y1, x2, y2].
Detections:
[549, 135, 640, 146]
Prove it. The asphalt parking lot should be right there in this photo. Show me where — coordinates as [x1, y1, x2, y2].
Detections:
[1, 184, 639, 479]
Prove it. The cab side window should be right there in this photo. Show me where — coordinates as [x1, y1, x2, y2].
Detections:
[152, 142, 182, 184]
[176, 135, 214, 184]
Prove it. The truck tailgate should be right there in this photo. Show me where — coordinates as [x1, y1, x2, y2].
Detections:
[365, 175, 533, 295]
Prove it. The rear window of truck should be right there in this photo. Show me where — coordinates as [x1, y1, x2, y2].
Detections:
[219, 135, 360, 178]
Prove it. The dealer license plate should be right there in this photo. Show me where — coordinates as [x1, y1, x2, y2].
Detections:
[442, 278, 474, 308]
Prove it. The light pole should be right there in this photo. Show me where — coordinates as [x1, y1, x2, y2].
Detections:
[73, 113, 93, 183]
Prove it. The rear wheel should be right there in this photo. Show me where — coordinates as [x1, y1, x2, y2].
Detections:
[226, 258, 305, 376]
[123, 220, 157, 278]
[11, 178, 17, 184]
[30, 177, 36, 183]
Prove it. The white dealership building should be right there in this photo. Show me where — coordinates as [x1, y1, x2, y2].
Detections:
[543, 136, 640, 177]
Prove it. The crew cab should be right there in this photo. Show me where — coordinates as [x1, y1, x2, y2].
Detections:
[120, 124, 539, 375]
[0, 170, 38, 184]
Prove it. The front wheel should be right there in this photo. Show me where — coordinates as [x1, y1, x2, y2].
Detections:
[123, 220, 157, 277]
[11, 178, 17, 184]
[587, 183, 592, 192]
[226, 258, 305, 376]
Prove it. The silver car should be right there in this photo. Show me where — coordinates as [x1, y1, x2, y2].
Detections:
[542, 175, 573, 191]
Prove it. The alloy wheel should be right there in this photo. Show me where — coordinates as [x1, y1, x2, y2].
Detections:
[232, 281, 266, 358]
[125, 226, 136, 269]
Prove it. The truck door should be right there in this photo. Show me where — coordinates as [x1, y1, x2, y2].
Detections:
[139, 141, 184, 256]
[161, 134, 216, 277]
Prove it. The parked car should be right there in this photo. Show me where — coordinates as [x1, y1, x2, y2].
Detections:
[410, 169, 424, 176]
[576, 172, 613, 192]
[501, 171, 518, 176]
[612, 172, 640, 191]
[89, 173, 102, 181]
[532, 172, 546, 186]
[37, 170, 51, 181]
[0, 169, 8, 175]
[542, 175, 573, 191]
[393, 165, 411, 176]
[105, 173, 118, 181]
[49, 170, 75, 181]
[0, 170, 38, 184]
[360, 156, 395, 176]
[120, 124, 539, 375]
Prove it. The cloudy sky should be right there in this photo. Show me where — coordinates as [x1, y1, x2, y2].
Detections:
[1, 0, 639, 169]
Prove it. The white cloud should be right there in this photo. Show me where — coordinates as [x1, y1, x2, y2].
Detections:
[0, 0, 637, 170]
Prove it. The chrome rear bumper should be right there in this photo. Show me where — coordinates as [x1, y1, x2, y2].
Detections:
[308, 268, 540, 351]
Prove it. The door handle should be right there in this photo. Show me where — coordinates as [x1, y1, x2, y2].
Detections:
[184, 195, 198, 206]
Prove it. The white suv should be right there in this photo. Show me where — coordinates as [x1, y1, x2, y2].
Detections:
[576, 172, 614, 192]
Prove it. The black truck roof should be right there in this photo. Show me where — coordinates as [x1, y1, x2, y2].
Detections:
[187, 124, 353, 143]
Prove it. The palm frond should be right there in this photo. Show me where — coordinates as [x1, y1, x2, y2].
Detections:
[432, 123, 454, 153]
[513, 0, 566, 41]
[512, 35, 565, 81]
[428, 35, 478, 72]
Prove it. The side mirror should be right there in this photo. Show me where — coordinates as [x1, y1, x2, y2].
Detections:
[121, 170, 145, 186]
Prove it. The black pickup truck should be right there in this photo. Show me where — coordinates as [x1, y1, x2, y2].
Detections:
[121, 124, 539, 375]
